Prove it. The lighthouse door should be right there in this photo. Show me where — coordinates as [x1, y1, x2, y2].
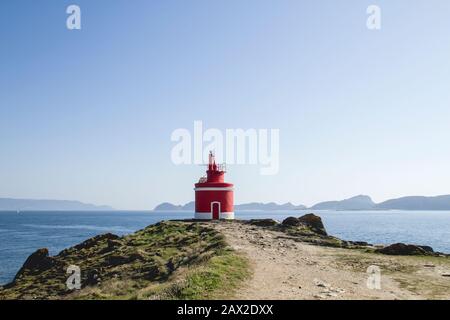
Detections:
[211, 202, 221, 220]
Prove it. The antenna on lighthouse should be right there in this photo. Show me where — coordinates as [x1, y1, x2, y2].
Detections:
[197, 151, 215, 168]
[198, 151, 226, 172]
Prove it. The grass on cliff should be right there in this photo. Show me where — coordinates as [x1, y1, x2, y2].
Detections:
[169, 249, 249, 299]
[128, 247, 250, 300]
[75, 248, 250, 300]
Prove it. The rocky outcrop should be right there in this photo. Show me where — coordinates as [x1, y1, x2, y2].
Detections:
[282, 217, 301, 226]
[297, 214, 327, 236]
[0, 221, 230, 299]
[276, 214, 352, 248]
[418, 245, 434, 253]
[3, 216, 447, 300]
[376, 243, 435, 256]
[247, 215, 328, 238]
[282, 214, 327, 236]
[14, 248, 59, 282]
[277, 215, 440, 255]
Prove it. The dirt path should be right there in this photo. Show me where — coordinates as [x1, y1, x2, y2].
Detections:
[211, 222, 430, 300]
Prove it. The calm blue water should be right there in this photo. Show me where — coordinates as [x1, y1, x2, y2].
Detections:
[1, 210, 449, 284]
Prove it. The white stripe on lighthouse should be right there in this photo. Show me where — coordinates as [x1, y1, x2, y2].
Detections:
[194, 187, 234, 191]
[194, 212, 234, 220]
[219, 212, 234, 219]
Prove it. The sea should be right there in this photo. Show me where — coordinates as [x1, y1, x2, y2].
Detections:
[1, 210, 449, 285]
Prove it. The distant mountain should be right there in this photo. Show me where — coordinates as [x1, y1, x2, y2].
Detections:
[235, 202, 306, 211]
[0, 198, 113, 211]
[182, 201, 195, 211]
[153, 201, 306, 211]
[153, 201, 195, 211]
[153, 202, 184, 211]
[375, 195, 450, 210]
[310, 195, 375, 210]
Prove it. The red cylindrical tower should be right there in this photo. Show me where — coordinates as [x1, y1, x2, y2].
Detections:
[194, 151, 234, 220]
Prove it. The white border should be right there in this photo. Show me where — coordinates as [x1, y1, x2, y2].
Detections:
[194, 212, 234, 220]
[194, 187, 234, 191]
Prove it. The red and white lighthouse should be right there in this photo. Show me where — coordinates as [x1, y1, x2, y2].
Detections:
[194, 151, 234, 220]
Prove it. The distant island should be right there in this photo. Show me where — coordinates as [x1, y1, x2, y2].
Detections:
[0, 198, 113, 211]
[310, 195, 450, 211]
[310, 195, 375, 210]
[155, 194, 450, 211]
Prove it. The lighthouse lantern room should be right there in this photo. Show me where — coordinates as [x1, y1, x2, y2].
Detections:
[194, 151, 234, 220]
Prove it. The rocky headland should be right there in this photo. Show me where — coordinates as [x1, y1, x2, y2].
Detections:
[1, 214, 449, 300]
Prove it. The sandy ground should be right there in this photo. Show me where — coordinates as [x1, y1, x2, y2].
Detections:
[210, 222, 450, 300]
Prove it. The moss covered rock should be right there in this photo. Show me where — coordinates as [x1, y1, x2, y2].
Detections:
[281, 214, 327, 235]
[247, 219, 279, 227]
[376, 243, 435, 256]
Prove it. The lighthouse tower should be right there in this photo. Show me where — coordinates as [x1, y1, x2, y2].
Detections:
[194, 151, 234, 220]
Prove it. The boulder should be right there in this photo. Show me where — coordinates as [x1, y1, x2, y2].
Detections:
[281, 214, 328, 236]
[281, 217, 301, 226]
[298, 214, 327, 236]
[376, 243, 434, 256]
[14, 248, 56, 280]
[418, 245, 434, 253]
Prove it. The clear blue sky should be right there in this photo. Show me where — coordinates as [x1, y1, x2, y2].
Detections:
[1, 1, 450, 209]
